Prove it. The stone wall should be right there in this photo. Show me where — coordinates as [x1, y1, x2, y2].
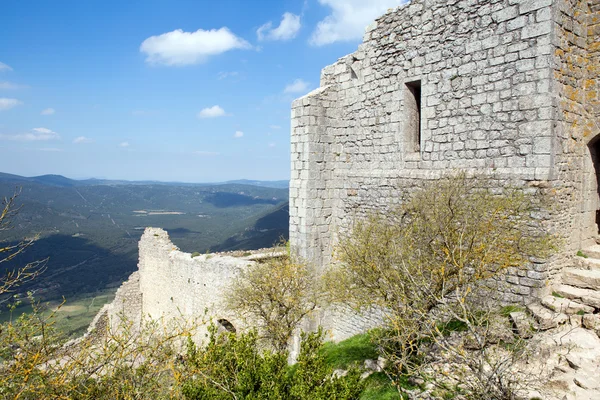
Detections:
[105, 271, 142, 332]
[552, 0, 600, 260]
[290, 0, 600, 340]
[101, 228, 257, 342]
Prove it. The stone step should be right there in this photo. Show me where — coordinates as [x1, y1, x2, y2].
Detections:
[541, 295, 595, 315]
[562, 268, 600, 290]
[554, 285, 600, 309]
[527, 303, 568, 330]
[574, 256, 600, 271]
[581, 244, 600, 259]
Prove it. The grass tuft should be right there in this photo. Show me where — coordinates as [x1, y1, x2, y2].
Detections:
[576, 250, 588, 258]
[320, 333, 379, 370]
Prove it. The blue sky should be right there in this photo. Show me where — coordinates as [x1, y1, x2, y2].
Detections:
[0, 0, 405, 182]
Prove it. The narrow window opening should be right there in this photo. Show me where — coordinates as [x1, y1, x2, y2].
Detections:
[405, 80, 422, 153]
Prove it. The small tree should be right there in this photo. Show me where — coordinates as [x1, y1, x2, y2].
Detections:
[0, 189, 47, 305]
[326, 173, 553, 398]
[226, 252, 321, 352]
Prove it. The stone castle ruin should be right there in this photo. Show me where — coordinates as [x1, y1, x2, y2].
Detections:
[290, 0, 600, 301]
[93, 0, 600, 347]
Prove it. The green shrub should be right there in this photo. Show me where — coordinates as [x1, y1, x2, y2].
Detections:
[191, 252, 201, 258]
[182, 326, 365, 400]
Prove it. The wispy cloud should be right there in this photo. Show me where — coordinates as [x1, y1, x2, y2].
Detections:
[218, 71, 239, 80]
[73, 136, 94, 144]
[41, 108, 55, 115]
[0, 81, 26, 90]
[38, 147, 63, 152]
[0, 127, 60, 141]
[194, 150, 220, 156]
[284, 79, 310, 94]
[310, 0, 406, 46]
[234, 130, 244, 138]
[257, 13, 301, 41]
[0, 98, 23, 111]
[197, 105, 227, 118]
[140, 28, 252, 66]
[268, 142, 276, 148]
[270, 125, 281, 130]
[119, 141, 130, 147]
[0, 62, 12, 72]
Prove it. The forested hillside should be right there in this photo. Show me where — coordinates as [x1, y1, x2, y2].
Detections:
[0, 173, 289, 335]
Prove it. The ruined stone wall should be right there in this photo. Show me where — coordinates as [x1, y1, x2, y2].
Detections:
[589, 1, 600, 123]
[105, 271, 142, 332]
[291, 0, 557, 313]
[552, 0, 600, 262]
[290, 0, 600, 341]
[97, 228, 256, 342]
[136, 228, 249, 337]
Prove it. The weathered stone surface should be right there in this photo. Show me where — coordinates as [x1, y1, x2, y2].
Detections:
[541, 295, 595, 314]
[289, 0, 600, 320]
[574, 257, 600, 271]
[583, 314, 600, 335]
[574, 375, 599, 390]
[581, 245, 600, 259]
[509, 311, 533, 338]
[554, 285, 600, 309]
[527, 303, 568, 330]
[104, 228, 266, 344]
[563, 269, 600, 291]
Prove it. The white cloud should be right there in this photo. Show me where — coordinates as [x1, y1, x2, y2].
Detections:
[0, 81, 22, 90]
[234, 130, 244, 138]
[270, 125, 281, 130]
[0, 98, 23, 111]
[257, 13, 301, 41]
[310, 0, 406, 46]
[0, 127, 60, 141]
[140, 27, 252, 66]
[119, 141, 130, 147]
[218, 71, 239, 80]
[41, 107, 55, 115]
[73, 136, 94, 144]
[194, 150, 220, 156]
[197, 105, 227, 118]
[0, 62, 12, 72]
[268, 142, 276, 148]
[284, 79, 310, 94]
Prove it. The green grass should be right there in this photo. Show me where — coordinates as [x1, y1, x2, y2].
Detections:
[577, 250, 589, 258]
[320, 333, 379, 370]
[361, 373, 402, 400]
[320, 333, 416, 399]
[500, 305, 525, 316]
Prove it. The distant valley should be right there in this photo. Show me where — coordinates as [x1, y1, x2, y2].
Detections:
[0, 173, 289, 336]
